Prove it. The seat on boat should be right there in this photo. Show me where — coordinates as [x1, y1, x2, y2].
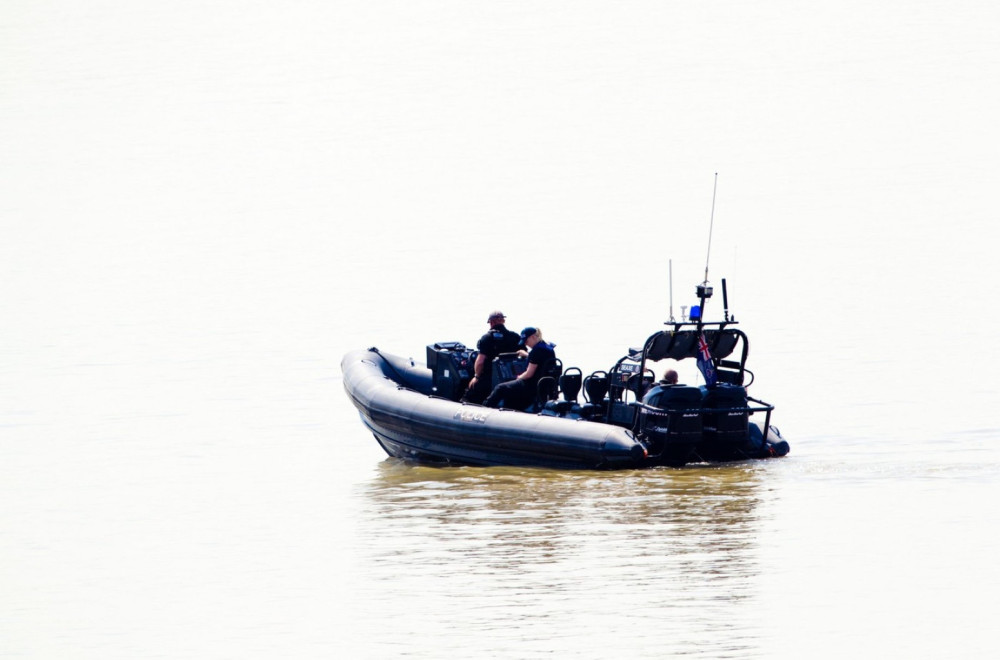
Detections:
[533, 376, 560, 411]
[490, 352, 528, 389]
[578, 371, 609, 420]
[542, 367, 583, 416]
[494, 357, 563, 413]
[526, 357, 562, 407]
[626, 373, 655, 400]
[559, 367, 582, 402]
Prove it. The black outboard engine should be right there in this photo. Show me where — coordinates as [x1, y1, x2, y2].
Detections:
[426, 342, 475, 401]
[700, 383, 750, 460]
[639, 384, 703, 466]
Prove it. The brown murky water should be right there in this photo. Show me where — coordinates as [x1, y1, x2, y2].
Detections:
[3, 1, 999, 657]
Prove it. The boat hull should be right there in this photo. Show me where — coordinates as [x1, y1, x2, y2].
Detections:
[342, 348, 648, 470]
[342, 347, 789, 470]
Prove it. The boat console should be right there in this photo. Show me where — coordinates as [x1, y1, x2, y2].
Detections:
[426, 342, 475, 400]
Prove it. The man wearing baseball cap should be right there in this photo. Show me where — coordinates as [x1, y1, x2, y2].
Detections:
[461, 310, 521, 404]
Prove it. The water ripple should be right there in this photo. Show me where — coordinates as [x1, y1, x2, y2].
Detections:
[350, 461, 772, 658]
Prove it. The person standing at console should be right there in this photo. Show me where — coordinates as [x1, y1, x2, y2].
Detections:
[483, 327, 557, 410]
[462, 310, 521, 404]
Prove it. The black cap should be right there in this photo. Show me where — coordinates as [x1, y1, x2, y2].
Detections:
[518, 327, 537, 348]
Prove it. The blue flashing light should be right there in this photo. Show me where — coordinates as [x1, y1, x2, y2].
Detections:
[689, 305, 702, 320]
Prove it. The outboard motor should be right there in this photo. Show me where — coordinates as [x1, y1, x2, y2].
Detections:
[639, 384, 703, 466]
[700, 383, 750, 460]
[426, 342, 475, 401]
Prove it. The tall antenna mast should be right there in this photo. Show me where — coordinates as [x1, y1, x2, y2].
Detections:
[694, 173, 718, 329]
[668, 259, 675, 323]
[704, 172, 718, 285]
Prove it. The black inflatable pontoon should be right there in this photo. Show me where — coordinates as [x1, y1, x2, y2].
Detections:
[342, 278, 789, 469]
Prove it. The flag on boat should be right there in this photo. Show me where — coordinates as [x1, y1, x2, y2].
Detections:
[697, 332, 716, 386]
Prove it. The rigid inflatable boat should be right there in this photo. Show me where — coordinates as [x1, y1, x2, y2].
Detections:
[342, 278, 789, 469]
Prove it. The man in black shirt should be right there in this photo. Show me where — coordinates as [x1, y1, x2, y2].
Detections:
[462, 310, 521, 404]
[483, 327, 557, 410]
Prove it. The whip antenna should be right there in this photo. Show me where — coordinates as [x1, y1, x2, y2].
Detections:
[703, 172, 718, 285]
[668, 259, 675, 323]
[693, 173, 718, 328]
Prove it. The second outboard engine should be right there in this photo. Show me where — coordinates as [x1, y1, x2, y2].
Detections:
[639, 384, 703, 466]
[700, 383, 750, 460]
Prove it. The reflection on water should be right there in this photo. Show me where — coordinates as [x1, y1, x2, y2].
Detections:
[352, 460, 773, 658]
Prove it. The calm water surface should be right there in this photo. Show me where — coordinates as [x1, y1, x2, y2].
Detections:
[341, 439, 1000, 658]
[3, 1, 1000, 658]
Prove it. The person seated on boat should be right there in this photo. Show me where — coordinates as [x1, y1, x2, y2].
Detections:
[659, 369, 679, 386]
[462, 310, 522, 404]
[482, 327, 557, 410]
[639, 368, 678, 401]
